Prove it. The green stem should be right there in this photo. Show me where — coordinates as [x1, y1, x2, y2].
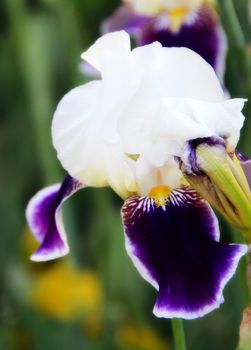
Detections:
[171, 318, 187, 350]
[221, 0, 246, 48]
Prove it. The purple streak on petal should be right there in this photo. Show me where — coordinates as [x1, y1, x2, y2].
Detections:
[122, 188, 247, 319]
[26, 176, 83, 261]
[182, 136, 225, 175]
[138, 6, 226, 79]
[101, 4, 151, 36]
[236, 150, 251, 190]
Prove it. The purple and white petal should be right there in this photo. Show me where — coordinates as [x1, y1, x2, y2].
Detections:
[26, 176, 83, 262]
[103, 5, 227, 81]
[236, 150, 251, 190]
[122, 188, 247, 319]
[140, 7, 226, 80]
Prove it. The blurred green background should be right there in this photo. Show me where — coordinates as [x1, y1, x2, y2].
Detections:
[1, 0, 251, 349]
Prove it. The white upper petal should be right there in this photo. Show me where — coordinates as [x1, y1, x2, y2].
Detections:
[158, 47, 224, 101]
[52, 81, 137, 197]
[81, 31, 131, 72]
[52, 31, 246, 197]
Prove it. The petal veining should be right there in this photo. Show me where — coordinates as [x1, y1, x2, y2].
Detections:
[122, 188, 247, 319]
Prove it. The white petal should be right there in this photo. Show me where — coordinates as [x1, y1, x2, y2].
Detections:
[81, 30, 131, 72]
[158, 47, 225, 102]
[135, 156, 183, 195]
[52, 81, 105, 184]
[185, 98, 246, 150]
[52, 32, 244, 198]
[215, 26, 227, 83]
[52, 81, 137, 198]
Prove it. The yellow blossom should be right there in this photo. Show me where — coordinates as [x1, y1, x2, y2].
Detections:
[117, 323, 168, 350]
[32, 263, 103, 322]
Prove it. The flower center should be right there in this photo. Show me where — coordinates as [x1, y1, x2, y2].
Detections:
[148, 185, 172, 207]
[169, 6, 188, 19]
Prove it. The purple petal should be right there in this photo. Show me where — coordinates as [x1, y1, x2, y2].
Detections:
[26, 176, 83, 261]
[122, 188, 247, 319]
[236, 150, 251, 190]
[101, 4, 151, 36]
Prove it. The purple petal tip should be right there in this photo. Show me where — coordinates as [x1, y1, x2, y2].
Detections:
[26, 176, 83, 262]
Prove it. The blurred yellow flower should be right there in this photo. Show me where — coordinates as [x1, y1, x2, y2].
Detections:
[117, 323, 168, 350]
[32, 263, 103, 322]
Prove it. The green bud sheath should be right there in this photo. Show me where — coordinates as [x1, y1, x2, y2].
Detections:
[183, 144, 251, 242]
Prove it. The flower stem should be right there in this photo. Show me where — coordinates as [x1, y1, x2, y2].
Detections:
[171, 318, 187, 350]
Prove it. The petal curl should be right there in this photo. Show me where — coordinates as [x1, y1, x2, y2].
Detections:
[26, 176, 83, 261]
[81, 30, 131, 72]
[122, 188, 247, 319]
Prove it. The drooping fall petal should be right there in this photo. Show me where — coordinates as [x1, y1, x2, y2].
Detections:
[122, 187, 247, 319]
[26, 176, 83, 261]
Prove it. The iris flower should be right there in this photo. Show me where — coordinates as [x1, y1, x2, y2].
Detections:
[102, 0, 226, 80]
[26, 31, 251, 319]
